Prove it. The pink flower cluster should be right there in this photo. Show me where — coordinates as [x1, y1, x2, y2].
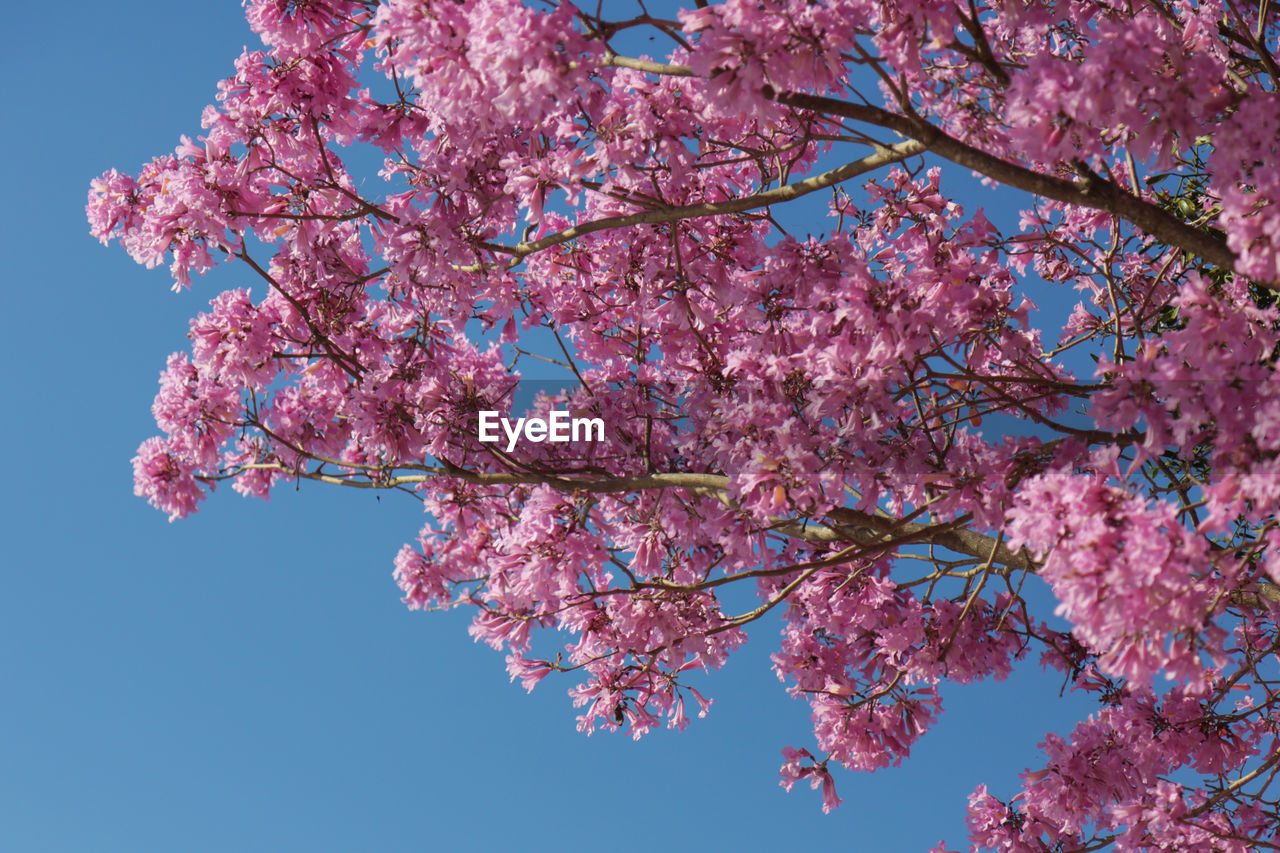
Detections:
[93, 0, 1280, 847]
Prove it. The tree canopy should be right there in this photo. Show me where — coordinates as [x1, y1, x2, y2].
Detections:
[90, 1, 1280, 848]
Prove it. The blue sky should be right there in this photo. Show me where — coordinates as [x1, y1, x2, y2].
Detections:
[0, 3, 1097, 850]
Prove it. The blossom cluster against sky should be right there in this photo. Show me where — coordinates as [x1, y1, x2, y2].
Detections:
[0, 2, 1095, 849]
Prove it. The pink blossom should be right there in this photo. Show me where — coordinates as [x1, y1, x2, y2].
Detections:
[93, 0, 1280, 834]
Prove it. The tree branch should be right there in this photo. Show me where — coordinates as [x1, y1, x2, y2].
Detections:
[246, 461, 1032, 570]
[826, 506, 1037, 573]
[602, 52, 697, 77]
[243, 459, 1280, 605]
[764, 89, 1259, 287]
[482, 139, 926, 263]
[578, 56, 1256, 287]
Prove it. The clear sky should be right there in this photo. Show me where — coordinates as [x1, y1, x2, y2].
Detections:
[0, 3, 1096, 850]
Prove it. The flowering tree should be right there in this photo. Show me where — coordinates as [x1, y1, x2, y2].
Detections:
[90, 0, 1280, 848]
